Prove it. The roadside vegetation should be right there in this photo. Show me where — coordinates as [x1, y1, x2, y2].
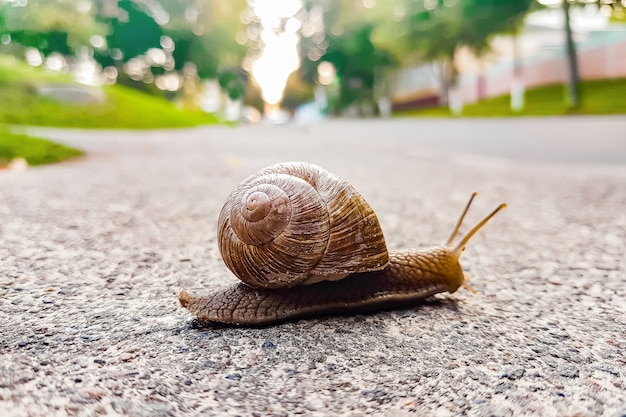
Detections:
[395, 78, 626, 118]
[0, 56, 219, 167]
[0, 128, 83, 167]
[0, 57, 219, 129]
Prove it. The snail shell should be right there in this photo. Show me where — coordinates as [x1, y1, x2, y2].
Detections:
[217, 162, 389, 289]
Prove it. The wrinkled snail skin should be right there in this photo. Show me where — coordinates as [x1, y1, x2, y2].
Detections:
[178, 162, 506, 327]
[178, 247, 464, 326]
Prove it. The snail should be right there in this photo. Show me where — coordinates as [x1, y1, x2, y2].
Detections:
[178, 162, 506, 326]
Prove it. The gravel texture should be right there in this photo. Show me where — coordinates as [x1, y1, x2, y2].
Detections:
[1, 118, 625, 416]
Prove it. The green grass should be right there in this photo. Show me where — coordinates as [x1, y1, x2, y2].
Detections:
[610, 10, 626, 23]
[0, 128, 84, 167]
[395, 78, 626, 118]
[0, 56, 219, 128]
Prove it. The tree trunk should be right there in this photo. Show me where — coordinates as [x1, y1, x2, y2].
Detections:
[510, 34, 525, 112]
[443, 53, 463, 116]
[439, 53, 458, 106]
[563, 0, 580, 109]
[439, 60, 449, 106]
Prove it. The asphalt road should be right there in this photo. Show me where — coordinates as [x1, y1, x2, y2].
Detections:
[1, 117, 625, 416]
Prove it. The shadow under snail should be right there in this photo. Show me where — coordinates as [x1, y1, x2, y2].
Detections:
[178, 162, 506, 326]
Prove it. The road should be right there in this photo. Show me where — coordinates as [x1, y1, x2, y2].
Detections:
[1, 117, 625, 416]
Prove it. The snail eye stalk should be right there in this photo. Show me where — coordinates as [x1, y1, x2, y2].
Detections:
[451, 202, 507, 260]
[446, 192, 477, 247]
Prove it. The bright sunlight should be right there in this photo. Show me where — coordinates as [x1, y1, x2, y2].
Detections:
[249, 0, 302, 106]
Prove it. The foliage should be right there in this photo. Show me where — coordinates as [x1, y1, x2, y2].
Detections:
[167, 30, 218, 78]
[218, 67, 246, 101]
[298, 0, 536, 111]
[0, 0, 105, 55]
[0, 56, 218, 128]
[243, 82, 264, 113]
[299, 15, 395, 112]
[610, 9, 626, 23]
[406, 0, 534, 86]
[94, 0, 248, 79]
[0, 54, 71, 83]
[0, 128, 84, 166]
[280, 71, 315, 111]
[321, 25, 394, 108]
[167, 1, 248, 66]
[95, 0, 162, 64]
[395, 78, 626, 117]
[1, 0, 249, 103]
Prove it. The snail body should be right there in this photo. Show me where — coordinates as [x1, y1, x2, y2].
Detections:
[179, 162, 506, 326]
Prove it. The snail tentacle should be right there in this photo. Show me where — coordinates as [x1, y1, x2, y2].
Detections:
[446, 192, 477, 246]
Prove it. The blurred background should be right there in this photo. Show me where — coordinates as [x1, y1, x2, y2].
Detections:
[0, 0, 625, 129]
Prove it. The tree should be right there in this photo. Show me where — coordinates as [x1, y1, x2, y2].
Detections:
[298, 0, 535, 110]
[404, 0, 534, 98]
[298, 1, 396, 112]
[319, 24, 394, 110]
[96, 0, 162, 63]
[1, 0, 249, 101]
[0, 0, 105, 57]
[162, 0, 248, 79]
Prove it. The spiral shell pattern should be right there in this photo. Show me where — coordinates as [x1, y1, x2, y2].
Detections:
[218, 162, 389, 288]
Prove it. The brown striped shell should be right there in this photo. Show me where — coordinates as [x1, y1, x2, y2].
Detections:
[217, 162, 389, 289]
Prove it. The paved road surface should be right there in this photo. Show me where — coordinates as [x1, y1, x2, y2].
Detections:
[1, 118, 625, 416]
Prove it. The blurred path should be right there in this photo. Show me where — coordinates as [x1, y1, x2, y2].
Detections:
[2, 117, 625, 417]
[27, 116, 626, 167]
